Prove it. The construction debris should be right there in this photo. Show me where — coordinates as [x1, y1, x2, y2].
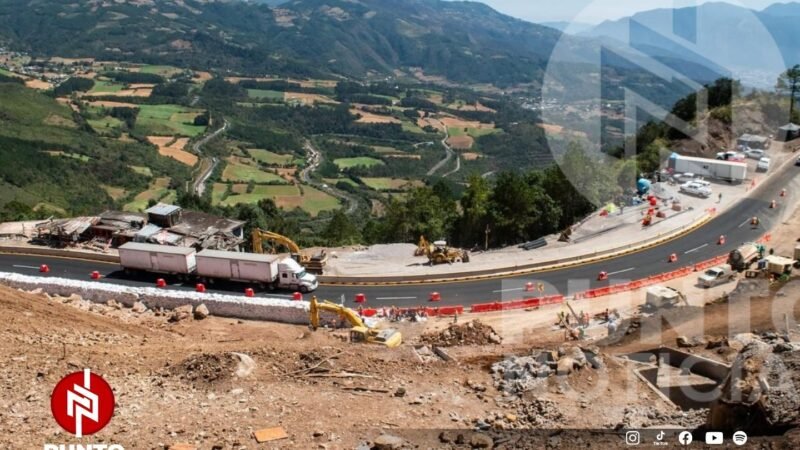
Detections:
[708, 336, 800, 434]
[491, 346, 603, 394]
[253, 426, 288, 443]
[419, 320, 501, 347]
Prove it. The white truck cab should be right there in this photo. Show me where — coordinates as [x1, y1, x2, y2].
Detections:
[278, 258, 319, 292]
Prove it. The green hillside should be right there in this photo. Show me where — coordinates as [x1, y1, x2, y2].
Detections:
[0, 82, 190, 217]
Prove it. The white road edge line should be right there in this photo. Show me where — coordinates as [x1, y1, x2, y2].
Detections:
[738, 218, 751, 228]
[13, 265, 41, 270]
[492, 288, 524, 293]
[607, 267, 635, 276]
[685, 243, 709, 254]
[376, 296, 417, 300]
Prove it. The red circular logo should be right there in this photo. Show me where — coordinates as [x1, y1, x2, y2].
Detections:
[50, 369, 115, 437]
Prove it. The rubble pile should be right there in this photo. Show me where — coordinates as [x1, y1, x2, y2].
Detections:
[725, 279, 770, 303]
[420, 320, 501, 347]
[491, 346, 604, 394]
[170, 353, 239, 385]
[612, 406, 708, 429]
[708, 335, 800, 435]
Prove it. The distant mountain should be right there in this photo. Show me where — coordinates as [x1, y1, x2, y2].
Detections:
[0, 0, 569, 86]
[583, 1, 800, 87]
[539, 21, 594, 34]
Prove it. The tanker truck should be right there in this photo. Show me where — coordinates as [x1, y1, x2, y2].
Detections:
[118, 242, 318, 292]
[727, 242, 764, 272]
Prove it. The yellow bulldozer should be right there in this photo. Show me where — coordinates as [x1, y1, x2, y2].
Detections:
[309, 296, 402, 348]
[251, 228, 327, 273]
[415, 235, 469, 265]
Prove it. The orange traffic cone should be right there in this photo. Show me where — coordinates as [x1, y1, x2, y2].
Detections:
[597, 271, 608, 281]
[781, 189, 787, 197]
[668, 253, 678, 263]
[770, 200, 777, 209]
[718, 235, 725, 245]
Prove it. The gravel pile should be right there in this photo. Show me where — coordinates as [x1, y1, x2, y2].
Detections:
[420, 320, 501, 347]
[612, 406, 708, 429]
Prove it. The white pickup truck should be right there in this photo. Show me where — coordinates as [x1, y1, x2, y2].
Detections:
[697, 264, 736, 288]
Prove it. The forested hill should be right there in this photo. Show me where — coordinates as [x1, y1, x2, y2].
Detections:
[0, 0, 562, 86]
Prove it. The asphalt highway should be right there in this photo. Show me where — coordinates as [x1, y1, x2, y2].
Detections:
[1, 160, 798, 309]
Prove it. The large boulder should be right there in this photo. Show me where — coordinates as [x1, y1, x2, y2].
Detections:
[707, 341, 800, 434]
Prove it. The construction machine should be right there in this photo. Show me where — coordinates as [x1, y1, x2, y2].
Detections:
[251, 228, 327, 273]
[309, 297, 402, 348]
[416, 235, 469, 265]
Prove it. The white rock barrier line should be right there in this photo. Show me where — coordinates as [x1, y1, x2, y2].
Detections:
[0, 271, 310, 325]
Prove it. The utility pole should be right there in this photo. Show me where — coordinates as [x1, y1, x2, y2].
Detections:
[484, 224, 490, 251]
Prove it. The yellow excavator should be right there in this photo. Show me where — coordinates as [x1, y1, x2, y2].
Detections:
[251, 228, 327, 273]
[416, 235, 469, 265]
[309, 296, 402, 348]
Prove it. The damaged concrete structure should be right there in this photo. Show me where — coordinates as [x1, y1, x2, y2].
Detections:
[24, 203, 245, 252]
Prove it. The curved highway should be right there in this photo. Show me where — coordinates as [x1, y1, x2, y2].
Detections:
[1, 160, 798, 308]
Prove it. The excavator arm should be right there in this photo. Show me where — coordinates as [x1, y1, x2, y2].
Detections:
[252, 228, 302, 255]
[309, 296, 366, 329]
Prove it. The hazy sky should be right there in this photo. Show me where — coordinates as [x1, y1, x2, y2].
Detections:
[474, 0, 781, 24]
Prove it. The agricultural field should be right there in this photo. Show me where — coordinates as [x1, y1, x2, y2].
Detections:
[89, 80, 124, 93]
[248, 149, 294, 165]
[137, 65, 183, 77]
[323, 178, 359, 188]
[334, 156, 385, 169]
[124, 177, 173, 212]
[246, 89, 284, 100]
[129, 166, 153, 177]
[284, 92, 338, 105]
[221, 157, 284, 183]
[135, 105, 206, 137]
[212, 182, 340, 216]
[146, 136, 197, 166]
[361, 177, 423, 191]
[101, 184, 127, 200]
[87, 116, 124, 135]
[44, 151, 91, 162]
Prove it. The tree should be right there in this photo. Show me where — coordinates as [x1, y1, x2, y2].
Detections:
[777, 65, 800, 122]
[323, 210, 360, 245]
[456, 174, 490, 247]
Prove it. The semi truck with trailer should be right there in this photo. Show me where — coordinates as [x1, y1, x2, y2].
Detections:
[118, 242, 318, 292]
[668, 153, 747, 182]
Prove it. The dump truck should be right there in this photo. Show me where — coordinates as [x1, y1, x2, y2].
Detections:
[697, 264, 736, 288]
[728, 243, 764, 271]
[119, 242, 197, 279]
[195, 250, 318, 292]
[645, 286, 687, 308]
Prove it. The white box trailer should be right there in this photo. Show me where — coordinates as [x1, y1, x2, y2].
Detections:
[668, 154, 747, 182]
[118, 242, 197, 275]
[196, 249, 319, 292]
[196, 250, 279, 284]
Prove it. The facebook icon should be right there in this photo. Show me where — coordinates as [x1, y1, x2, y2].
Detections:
[678, 431, 693, 445]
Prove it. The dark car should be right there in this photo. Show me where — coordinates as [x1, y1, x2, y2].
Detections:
[796, 156, 800, 166]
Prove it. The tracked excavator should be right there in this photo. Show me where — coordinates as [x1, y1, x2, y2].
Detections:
[415, 235, 469, 265]
[309, 297, 402, 348]
[251, 228, 327, 273]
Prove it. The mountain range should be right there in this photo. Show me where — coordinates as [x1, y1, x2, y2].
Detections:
[0, 0, 726, 93]
[582, 1, 800, 87]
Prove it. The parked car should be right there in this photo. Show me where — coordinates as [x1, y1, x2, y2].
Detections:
[757, 157, 770, 172]
[744, 148, 765, 159]
[716, 151, 746, 162]
[680, 181, 713, 198]
[796, 156, 800, 167]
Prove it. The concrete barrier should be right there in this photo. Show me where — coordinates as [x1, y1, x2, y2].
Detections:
[0, 245, 120, 263]
[0, 272, 309, 324]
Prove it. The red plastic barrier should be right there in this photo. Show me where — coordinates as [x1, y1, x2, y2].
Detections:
[361, 308, 377, 317]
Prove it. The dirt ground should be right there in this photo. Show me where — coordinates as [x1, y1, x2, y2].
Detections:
[0, 284, 723, 449]
[147, 136, 197, 166]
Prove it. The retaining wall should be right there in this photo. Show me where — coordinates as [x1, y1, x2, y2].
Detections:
[0, 272, 309, 324]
